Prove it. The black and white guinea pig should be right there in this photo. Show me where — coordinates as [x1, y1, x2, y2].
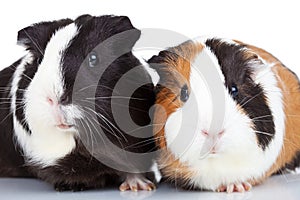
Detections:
[148, 37, 300, 192]
[0, 14, 157, 191]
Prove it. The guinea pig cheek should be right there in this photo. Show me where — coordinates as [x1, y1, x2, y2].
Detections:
[221, 99, 260, 161]
[25, 87, 75, 133]
[164, 101, 202, 162]
[164, 109, 183, 156]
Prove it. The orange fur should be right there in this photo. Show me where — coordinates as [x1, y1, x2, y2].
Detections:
[158, 149, 197, 187]
[154, 39, 300, 188]
[236, 42, 300, 183]
[246, 43, 300, 177]
[153, 41, 204, 148]
[152, 41, 204, 183]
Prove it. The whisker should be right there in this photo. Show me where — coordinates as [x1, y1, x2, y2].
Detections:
[84, 111, 126, 152]
[81, 106, 127, 142]
[239, 91, 264, 108]
[77, 118, 95, 156]
[123, 136, 160, 150]
[254, 130, 274, 137]
[0, 103, 26, 124]
[76, 84, 99, 93]
[252, 115, 273, 120]
[81, 98, 149, 114]
[81, 108, 122, 141]
[252, 119, 273, 122]
[77, 107, 113, 156]
[126, 123, 165, 134]
[86, 96, 146, 101]
[161, 91, 181, 108]
[21, 73, 33, 82]
[75, 84, 121, 95]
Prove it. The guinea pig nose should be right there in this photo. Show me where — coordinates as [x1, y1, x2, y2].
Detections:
[201, 130, 225, 137]
[218, 130, 225, 138]
[201, 130, 209, 137]
[47, 97, 54, 105]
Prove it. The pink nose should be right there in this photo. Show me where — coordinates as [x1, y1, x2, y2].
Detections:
[47, 97, 55, 105]
[201, 130, 224, 137]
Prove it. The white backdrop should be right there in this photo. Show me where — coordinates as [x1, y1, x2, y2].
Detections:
[0, 0, 299, 75]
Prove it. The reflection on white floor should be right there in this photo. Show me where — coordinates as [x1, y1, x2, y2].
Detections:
[1, 173, 300, 200]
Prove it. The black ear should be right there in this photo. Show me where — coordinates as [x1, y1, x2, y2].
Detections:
[74, 14, 93, 25]
[108, 16, 141, 50]
[107, 16, 139, 34]
[17, 18, 73, 56]
[95, 15, 141, 54]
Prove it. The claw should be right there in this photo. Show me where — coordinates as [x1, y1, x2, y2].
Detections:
[243, 182, 252, 191]
[119, 174, 156, 192]
[216, 182, 252, 193]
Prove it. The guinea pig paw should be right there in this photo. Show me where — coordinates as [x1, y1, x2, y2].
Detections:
[119, 174, 156, 192]
[217, 182, 252, 193]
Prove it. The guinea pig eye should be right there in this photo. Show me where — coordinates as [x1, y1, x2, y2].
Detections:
[88, 51, 98, 67]
[180, 84, 189, 102]
[230, 85, 238, 97]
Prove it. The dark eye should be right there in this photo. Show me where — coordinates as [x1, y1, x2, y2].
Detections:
[88, 51, 98, 67]
[230, 85, 238, 98]
[180, 84, 189, 102]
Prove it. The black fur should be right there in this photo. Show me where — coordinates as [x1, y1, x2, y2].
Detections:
[17, 19, 73, 58]
[278, 151, 300, 173]
[205, 39, 275, 150]
[15, 19, 74, 134]
[0, 59, 32, 177]
[0, 15, 156, 190]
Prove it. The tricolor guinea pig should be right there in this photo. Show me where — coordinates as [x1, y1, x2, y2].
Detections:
[0, 15, 156, 191]
[148, 38, 300, 192]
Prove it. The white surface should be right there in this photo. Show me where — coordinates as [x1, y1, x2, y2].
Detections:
[1, 174, 300, 200]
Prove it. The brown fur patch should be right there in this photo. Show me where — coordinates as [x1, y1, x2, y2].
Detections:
[158, 149, 197, 188]
[155, 39, 300, 188]
[150, 41, 204, 184]
[151, 41, 204, 149]
[242, 42, 300, 183]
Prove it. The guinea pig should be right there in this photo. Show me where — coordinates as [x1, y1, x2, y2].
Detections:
[0, 14, 156, 191]
[148, 37, 300, 192]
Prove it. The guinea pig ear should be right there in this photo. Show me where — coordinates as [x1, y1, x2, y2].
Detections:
[74, 14, 93, 25]
[17, 18, 73, 56]
[148, 50, 175, 74]
[245, 50, 268, 81]
[107, 16, 141, 53]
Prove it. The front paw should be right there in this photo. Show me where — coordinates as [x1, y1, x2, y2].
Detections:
[54, 182, 88, 192]
[119, 174, 156, 192]
[216, 182, 252, 193]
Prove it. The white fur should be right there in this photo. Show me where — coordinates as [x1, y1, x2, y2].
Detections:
[10, 53, 34, 154]
[164, 39, 285, 190]
[132, 50, 160, 86]
[12, 23, 82, 167]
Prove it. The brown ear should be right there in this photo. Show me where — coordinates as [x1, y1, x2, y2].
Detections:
[148, 40, 204, 83]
